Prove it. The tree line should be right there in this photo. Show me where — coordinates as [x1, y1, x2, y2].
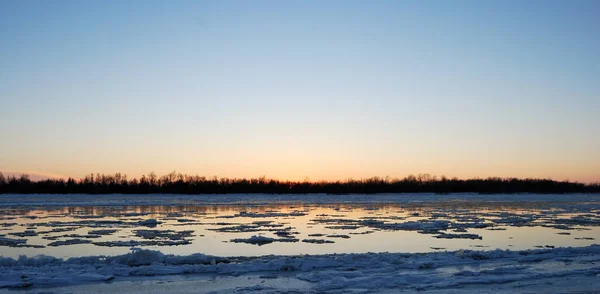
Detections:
[0, 172, 598, 194]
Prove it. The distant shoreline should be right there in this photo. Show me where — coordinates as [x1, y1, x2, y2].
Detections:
[1, 193, 599, 208]
[1, 172, 598, 194]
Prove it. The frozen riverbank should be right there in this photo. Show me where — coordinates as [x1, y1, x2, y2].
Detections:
[1, 245, 600, 293]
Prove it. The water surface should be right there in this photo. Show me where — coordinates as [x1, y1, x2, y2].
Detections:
[1, 200, 598, 259]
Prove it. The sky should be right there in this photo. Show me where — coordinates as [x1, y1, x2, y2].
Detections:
[1, 0, 599, 182]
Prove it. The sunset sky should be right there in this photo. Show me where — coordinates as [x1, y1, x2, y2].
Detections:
[1, 0, 599, 182]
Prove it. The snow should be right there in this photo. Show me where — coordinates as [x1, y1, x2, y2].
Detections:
[137, 218, 161, 227]
[0, 237, 26, 247]
[302, 239, 335, 244]
[47, 239, 93, 247]
[133, 229, 194, 241]
[88, 229, 118, 235]
[230, 235, 299, 245]
[231, 235, 276, 245]
[0, 246, 599, 292]
[326, 234, 351, 239]
[434, 233, 482, 240]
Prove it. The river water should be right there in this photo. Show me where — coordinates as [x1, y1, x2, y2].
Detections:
[1, 197, 598, 259]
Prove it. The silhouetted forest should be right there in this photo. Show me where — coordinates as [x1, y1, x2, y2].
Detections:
[0, 172, 599, 194]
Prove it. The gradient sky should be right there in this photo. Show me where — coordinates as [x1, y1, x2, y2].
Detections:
[1, 0, 599, 182]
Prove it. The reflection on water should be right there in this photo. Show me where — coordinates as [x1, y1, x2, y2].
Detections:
[0, 203, 598, 259]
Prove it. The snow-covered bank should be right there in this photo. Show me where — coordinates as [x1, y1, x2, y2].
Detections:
[1, 245, 600, 292]
[0, 193, 599, 207]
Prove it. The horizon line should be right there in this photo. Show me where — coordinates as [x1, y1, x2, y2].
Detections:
[1, 171, 598, 185]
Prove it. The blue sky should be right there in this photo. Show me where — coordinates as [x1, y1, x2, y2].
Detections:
[1, 0, 599, 182]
